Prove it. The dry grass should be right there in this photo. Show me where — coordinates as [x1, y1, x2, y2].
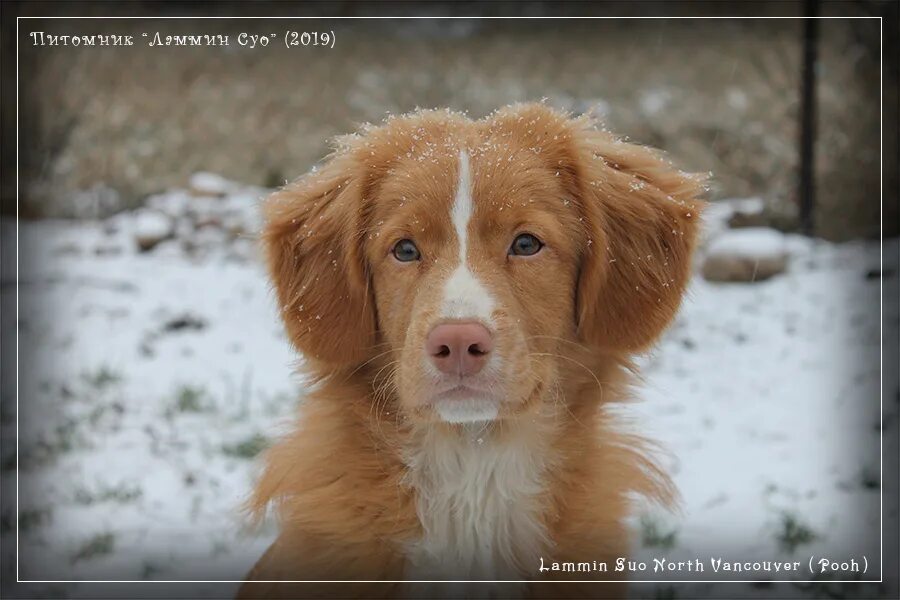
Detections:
[19, 19, 886, 239]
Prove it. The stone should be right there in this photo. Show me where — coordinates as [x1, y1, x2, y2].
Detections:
[188, 172, 233, 197]
[133, 209, 174, 252]
[725, 197, 769, 229]
[702, 227, 788, 282]
[146, 191, 190, 219]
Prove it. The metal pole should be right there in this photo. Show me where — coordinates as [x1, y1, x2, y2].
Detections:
[798, 0, 820, 236]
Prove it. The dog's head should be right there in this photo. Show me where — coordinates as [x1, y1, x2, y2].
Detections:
[264, 104, 703, 425]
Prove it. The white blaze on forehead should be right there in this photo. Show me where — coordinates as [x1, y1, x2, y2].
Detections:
[450, 150, 473, 264]
[442, 150, 495, 322]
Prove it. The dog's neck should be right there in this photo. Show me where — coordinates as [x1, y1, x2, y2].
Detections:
[401, 413, 560, 584]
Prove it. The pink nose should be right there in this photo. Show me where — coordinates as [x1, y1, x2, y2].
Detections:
[425, 322, 494, 376]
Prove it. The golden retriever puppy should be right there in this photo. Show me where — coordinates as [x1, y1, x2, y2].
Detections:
[238, 103, 704, 599]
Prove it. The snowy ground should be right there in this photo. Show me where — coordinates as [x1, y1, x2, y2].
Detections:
[1, 182, 896, 599]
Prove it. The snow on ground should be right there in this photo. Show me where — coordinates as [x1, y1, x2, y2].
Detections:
[629, 233, 895, 598]
[1, 184, 896, 599]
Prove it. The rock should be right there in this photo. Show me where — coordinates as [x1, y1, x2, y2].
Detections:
[152, 238, 185, 259]
[700, 198, 770, 250]
[133, 209, 174, 252]
[725, 197, 769, 229]
[146, 191, 190, 219]
[188, 172, 233, 197]
[221, 191, 266, 235]
[222, 214, 249, 237]
[703, 197, 764, 227]
[102, 211, 131, 236]
[699, 202, 734, 247]
[183, 225, 229, 257]
[702, 227, 788, 282]
[173, 216, 195, 241]
[187, 196, 225, 228]
[225, 238, 257, 263]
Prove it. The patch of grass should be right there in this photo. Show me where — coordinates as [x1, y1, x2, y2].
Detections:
[19, 507, 53, 531]
[71, 532, 115, 563]
[792, 569, 885, 599]
[142, 561, 163, 580]
[775, 511, 818, 554]
[859, 465, 879, 490]
[162, 313, 207, 333]
[222, 433, 269, 459]
[87, 401, 125, 427]
[22, 419, 85, 467]
[74, 484, 142, 505]
[167, 385, 210, 416]
[211, 540, 230, 557]
[653, 585, 678, 600]
[81, 366, 121, 390]
[640, 515, 678, 550]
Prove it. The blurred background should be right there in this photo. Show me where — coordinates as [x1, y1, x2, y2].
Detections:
[2, 3, 898, 599]
[4, 3, 896, 239]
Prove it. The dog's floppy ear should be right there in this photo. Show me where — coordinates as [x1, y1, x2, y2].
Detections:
[566, 116, 705, 352]
[262, 150, 375, 368]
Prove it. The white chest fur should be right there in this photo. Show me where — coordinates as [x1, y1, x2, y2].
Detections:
[402, 424, 551, 594]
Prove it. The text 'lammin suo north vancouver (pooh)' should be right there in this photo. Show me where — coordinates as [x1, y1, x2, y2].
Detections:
[538, 556, 868, 575]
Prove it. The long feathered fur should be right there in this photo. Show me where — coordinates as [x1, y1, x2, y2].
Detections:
[238, 103, 704, 599]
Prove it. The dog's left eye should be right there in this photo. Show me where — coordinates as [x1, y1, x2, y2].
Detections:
[509, 233, 543, 257]
[392, 239, 421, 262]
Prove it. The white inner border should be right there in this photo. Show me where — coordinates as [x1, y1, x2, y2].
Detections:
[13, 14, 884, 586]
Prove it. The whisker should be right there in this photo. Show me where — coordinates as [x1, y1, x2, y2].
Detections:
[344, 348, 402, 381]
[372, 359, 400, 389]
[527, 352, 604, 403]
[558, 379, 587, 429]
[369, 360, 399, 418]
[525, 335, 592, 353]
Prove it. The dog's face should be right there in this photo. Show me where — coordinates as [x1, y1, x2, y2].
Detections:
[264, 104, 703, 425]
[366, 140, 584, 424]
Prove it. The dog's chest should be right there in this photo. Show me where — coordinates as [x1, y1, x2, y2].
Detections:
[402, 429, 550, 590]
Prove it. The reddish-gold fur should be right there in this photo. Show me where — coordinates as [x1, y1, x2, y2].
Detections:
[239, 104, 704, 599]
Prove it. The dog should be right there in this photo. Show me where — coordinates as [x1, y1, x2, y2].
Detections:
[238, 103, 703, 599]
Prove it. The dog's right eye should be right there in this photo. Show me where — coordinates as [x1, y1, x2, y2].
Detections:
[392, 239, 421, 262]
[509, 233, 543, 257]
